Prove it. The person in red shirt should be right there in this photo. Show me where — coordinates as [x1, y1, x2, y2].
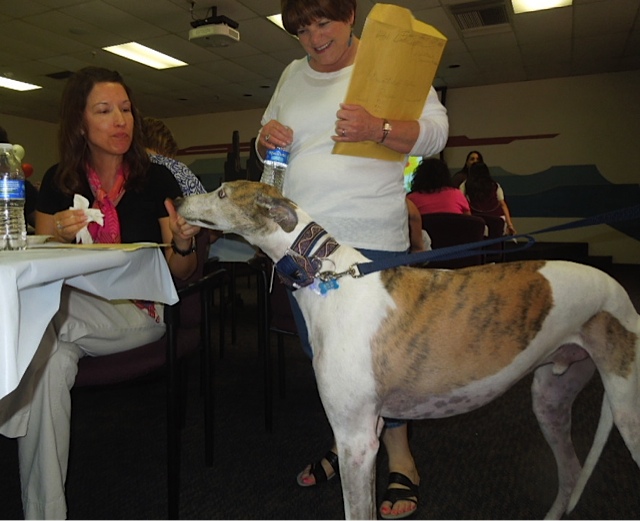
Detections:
[407, 157, 470, 215]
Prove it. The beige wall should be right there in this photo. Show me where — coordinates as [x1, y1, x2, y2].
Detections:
[3, 70, 638, 263]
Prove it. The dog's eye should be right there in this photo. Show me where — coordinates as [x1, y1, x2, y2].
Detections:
[218, 188, 226, 199]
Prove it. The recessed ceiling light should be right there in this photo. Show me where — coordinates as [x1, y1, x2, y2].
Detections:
[0, 77, 42, 91]
[511, 0, 572, 14]
[103, 42, 187, 70]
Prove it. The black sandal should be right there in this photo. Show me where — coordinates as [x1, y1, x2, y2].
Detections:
[379, 472, 419, 520]
[296, 450, 339, 487]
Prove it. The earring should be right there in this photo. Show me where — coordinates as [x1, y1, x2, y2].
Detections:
[348, 30, 353, 47]
[307, 54, 311, 62]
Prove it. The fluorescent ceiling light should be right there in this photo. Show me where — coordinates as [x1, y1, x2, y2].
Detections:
[103, 42, 187, 69]
[0, 77, 42, 91]
[267, 13, 297, 38]
[512, 0, 572, 13]
[267, 14, 285, 31]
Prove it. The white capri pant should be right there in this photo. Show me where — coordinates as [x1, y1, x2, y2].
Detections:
[0, 286, 166, 519]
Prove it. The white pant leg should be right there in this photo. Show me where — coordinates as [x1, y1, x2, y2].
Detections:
[0, 287, 166, 519]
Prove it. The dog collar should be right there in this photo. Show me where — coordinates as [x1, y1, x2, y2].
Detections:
[275, 222, 339, 290]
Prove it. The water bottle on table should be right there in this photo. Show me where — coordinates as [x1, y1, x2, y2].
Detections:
[0, 142, 27, 250]
[260, 144, 290, 193]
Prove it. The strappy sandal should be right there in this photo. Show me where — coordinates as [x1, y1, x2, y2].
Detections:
[296, 450, 339, 487]
[379, 472, 420, 520]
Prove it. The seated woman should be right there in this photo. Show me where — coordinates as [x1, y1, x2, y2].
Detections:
[0, 66, 200, 520]
[141, 116, 207, 197]
[407, 157, 470, 215]
[460, 161, 517, 235]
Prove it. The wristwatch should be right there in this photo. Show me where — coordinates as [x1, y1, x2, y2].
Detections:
[380, 119, 392, 144]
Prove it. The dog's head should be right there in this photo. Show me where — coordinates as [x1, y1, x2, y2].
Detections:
[176, 180, 307, 255]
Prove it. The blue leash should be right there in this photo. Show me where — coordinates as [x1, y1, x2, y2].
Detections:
[354, 204, 640, 277]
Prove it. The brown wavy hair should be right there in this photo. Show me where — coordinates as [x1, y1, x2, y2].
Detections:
[142, 117, 179, 158]
[55, 66, 149, 195]
[281, 0, 356, 36]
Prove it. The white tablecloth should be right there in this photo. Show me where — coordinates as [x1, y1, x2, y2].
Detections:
[0, 246, 179, 400]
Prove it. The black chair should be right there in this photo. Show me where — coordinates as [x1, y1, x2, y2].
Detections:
[421, 212, 486, 268]
[75, 230, 227, 518]
[479, 214, 507, 263]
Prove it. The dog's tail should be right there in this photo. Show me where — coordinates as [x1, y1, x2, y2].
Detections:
[566, 394, 614, 514]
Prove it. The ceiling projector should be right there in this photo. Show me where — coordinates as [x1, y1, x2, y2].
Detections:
[189, 23, 240, 46]
[189, 8, 240, 47]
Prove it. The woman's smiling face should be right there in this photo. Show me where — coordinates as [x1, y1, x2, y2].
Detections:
[297, 14, 356, 72]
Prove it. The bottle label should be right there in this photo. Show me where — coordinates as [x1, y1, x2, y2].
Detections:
[265, 148, 290, 165]
[1, 179, 25, 199]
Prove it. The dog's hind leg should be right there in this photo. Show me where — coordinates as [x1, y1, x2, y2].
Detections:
[531, 355, 596, 520]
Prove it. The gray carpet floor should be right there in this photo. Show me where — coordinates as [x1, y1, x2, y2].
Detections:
[0, 263, 639, 519]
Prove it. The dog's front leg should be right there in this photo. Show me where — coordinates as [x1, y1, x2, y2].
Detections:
[333, 417, 381, 520]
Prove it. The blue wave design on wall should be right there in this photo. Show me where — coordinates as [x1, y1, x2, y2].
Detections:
[489, 165, 640, 241]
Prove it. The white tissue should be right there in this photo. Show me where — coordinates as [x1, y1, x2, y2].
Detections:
[71, 194, 104, 244]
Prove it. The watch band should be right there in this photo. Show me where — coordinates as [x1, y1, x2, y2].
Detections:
[171, 236, 196, 256]
[380, 119, 392, 144]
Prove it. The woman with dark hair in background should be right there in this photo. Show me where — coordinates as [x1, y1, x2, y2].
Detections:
[451, 149, 483, 188]
[408, 157, 470, 215]
[461, 161, 517, 235]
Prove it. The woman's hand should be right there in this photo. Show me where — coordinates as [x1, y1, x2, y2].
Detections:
[164, 198, 200, 248]
[40, 209, 88, 243]
[332, 103, 382, 143]
[258, 120, 293, 152]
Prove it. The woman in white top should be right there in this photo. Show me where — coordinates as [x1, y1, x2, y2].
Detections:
[256, 1, 448, 518]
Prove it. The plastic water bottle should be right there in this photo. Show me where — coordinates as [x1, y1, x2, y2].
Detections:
[260, 145, 290, 193]
[0, 142, 27, 250]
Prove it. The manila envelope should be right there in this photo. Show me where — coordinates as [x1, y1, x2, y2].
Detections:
[333, 3, 447, 162]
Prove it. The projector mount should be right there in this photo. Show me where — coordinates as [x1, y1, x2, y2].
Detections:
[189, 4, 239, 29]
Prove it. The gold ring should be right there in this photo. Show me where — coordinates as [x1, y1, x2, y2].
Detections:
[265, 134, 270, 142]
[56, 222, 63, 231]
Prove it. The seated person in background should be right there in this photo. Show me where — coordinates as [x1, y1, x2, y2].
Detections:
[451, 150, 483, 188]
[0, 66, 200, 520]
[142, 116, 206, 197]
[407, 157, 470, 215]
[460, 161, 516, 235]
[406, 198, 430, 252]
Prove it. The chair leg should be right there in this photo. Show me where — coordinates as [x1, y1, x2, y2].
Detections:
[277, 333, 286, 399]
[202, 284, 215, 467]
[166, 319, 180, 519]
[256, 268, 272, 432]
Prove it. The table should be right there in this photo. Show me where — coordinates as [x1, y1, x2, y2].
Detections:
[0, 245, 178, 400]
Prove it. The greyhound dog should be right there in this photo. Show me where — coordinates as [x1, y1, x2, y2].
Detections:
[176, 180, 640, 520]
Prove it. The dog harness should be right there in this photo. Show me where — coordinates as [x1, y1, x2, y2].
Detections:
[275, 222, 340, 291]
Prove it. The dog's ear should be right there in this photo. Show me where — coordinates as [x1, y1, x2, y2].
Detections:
[256, 192, 299, 232]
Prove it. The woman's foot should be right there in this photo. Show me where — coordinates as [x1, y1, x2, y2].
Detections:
[296, 450, 339, 487]
[379, 471, 420, 520]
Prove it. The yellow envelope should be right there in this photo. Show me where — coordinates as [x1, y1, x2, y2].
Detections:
[333, 3, 447, 162]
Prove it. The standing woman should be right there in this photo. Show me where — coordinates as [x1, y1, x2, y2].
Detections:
[0, 66, 199, 519]
[256, 0, 448, 518]
[451, 149, 483, 188]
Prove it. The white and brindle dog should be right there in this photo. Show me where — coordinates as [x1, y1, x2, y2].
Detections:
[176, 180, 640, 520]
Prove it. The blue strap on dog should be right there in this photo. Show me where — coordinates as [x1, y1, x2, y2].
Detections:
[353, 203, 640, 277]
